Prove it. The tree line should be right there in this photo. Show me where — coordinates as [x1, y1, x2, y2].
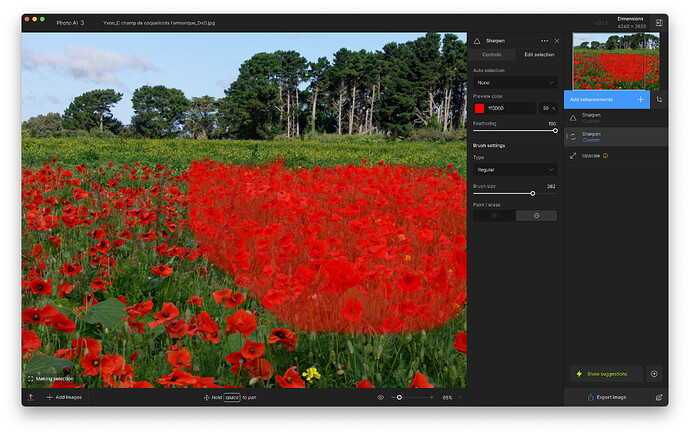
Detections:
[23, 33, 467, 140]
[575, 33, 660, 51]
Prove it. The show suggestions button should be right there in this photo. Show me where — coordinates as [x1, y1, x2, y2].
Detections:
[570, 366, 643, 383]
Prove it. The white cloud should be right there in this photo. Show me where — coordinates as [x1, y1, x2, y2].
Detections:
[216, 77, 235, 89]
[573, 34, 595, 42]
[46, 95, 61, 104]
[22, 45, 158, 86]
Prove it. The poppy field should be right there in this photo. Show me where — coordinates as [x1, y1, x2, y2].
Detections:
[21, 137, 467, 389]
[573, 50, 660, 90]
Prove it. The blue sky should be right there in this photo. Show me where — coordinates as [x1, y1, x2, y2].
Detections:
[573, 32, 660, 47]
[22, 32, 466, 123]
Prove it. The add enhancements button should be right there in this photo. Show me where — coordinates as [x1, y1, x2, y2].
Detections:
[564, 90, 650, 109]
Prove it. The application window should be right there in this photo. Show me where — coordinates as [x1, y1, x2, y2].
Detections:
[20, 13, 668, 406]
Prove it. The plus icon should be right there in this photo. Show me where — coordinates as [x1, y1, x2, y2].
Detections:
[638, 96, 645, 103]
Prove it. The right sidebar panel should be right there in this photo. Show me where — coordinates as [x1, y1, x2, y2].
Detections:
[563, 18, 668, 406]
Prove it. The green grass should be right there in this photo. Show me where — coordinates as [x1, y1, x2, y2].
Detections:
[21, 136, 468, 177]
[574, 49, 659, 55]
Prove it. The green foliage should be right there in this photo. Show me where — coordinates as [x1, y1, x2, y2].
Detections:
[22, 113, 63, 138]
[184, 96, 218, 139]
[25, 355, 74, 376]
[62, 89, 123, 133]
[131, 85, 189, 139]
[60, 129, 90, 138]
[83, 298, 127, 329]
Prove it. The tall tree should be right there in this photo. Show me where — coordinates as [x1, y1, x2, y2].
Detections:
[377, 41, 417, 137]
[62, 89, 123, 132]
[605, 35, 620, 50]
[184, 96, 218, 139]
[222, 53, 283, 139]
[441, 33, 468, 130]
[276, 51, 307, 138]
[306, 57, 330, 133]
[645, 34, 660, 50]
[326, 50, 350, 135]
[131, 85, 188, 139]
[359, 51, 381, 134]
[410, 33, 443, 126]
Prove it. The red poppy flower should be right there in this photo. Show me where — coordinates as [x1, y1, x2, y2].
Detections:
[22, 305, 59, 325]
[128, 318, 146, 334]
[417, 229, 435, 243]
[165, 319, 189, 338]
[409, 373, 434, 388]
[240, 339, 265, 361]
[100, 354, 134, 388]
[356, 379, 373, 388]
[57, 280, 75, 298]
[126, 300, 154, 319]
[276, 366, 305, 388]
[48, 235, 61, 248]
[59, 261, 82, 277]
[212, 289, 245, 309]
[455, 291, 467, 307]
[242, 358, 274, 381]
[148, 302, 179, 328]
[141, 229, 157, 241]
[71, 337, 101, 356]
[225, 351, 243, 375]
[193, 377, 222, 388]
[453, 331, 467, 354]
[225, 309, 257, 337]
[50, 380, 81, 388]
[26, 277, 52, 296]
[308, 239, 328, 259]
[186, 295, 203, 306]
[340, 297, 364, 323]
[157, 369, 197, 388]
[80, 353, 102, 376]
[90, 277, 112, 292]
[49, 312, 76, 333]
[268, 327, 298, 351]
[323, 260, 361, 293]
[133, 381, 154, 388]
[187, 311, 219, 343]
[152, 264, 173, 277]
[32, 243, 43, 258]
[397, 272, 423, 293]
[21, 329, 41, 354]
[167, 348, 192, 369]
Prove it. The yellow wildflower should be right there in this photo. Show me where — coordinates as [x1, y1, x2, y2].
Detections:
[302, 367, 321, 383]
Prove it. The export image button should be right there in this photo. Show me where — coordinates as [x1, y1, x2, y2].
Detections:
[570, 366, 643, 383]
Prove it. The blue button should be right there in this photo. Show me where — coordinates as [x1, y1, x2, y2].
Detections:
[564, 90, 650, 109]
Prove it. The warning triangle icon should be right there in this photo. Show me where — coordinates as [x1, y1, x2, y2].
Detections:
[474, 38, 481, 45]
[569, 115, 577, 122]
